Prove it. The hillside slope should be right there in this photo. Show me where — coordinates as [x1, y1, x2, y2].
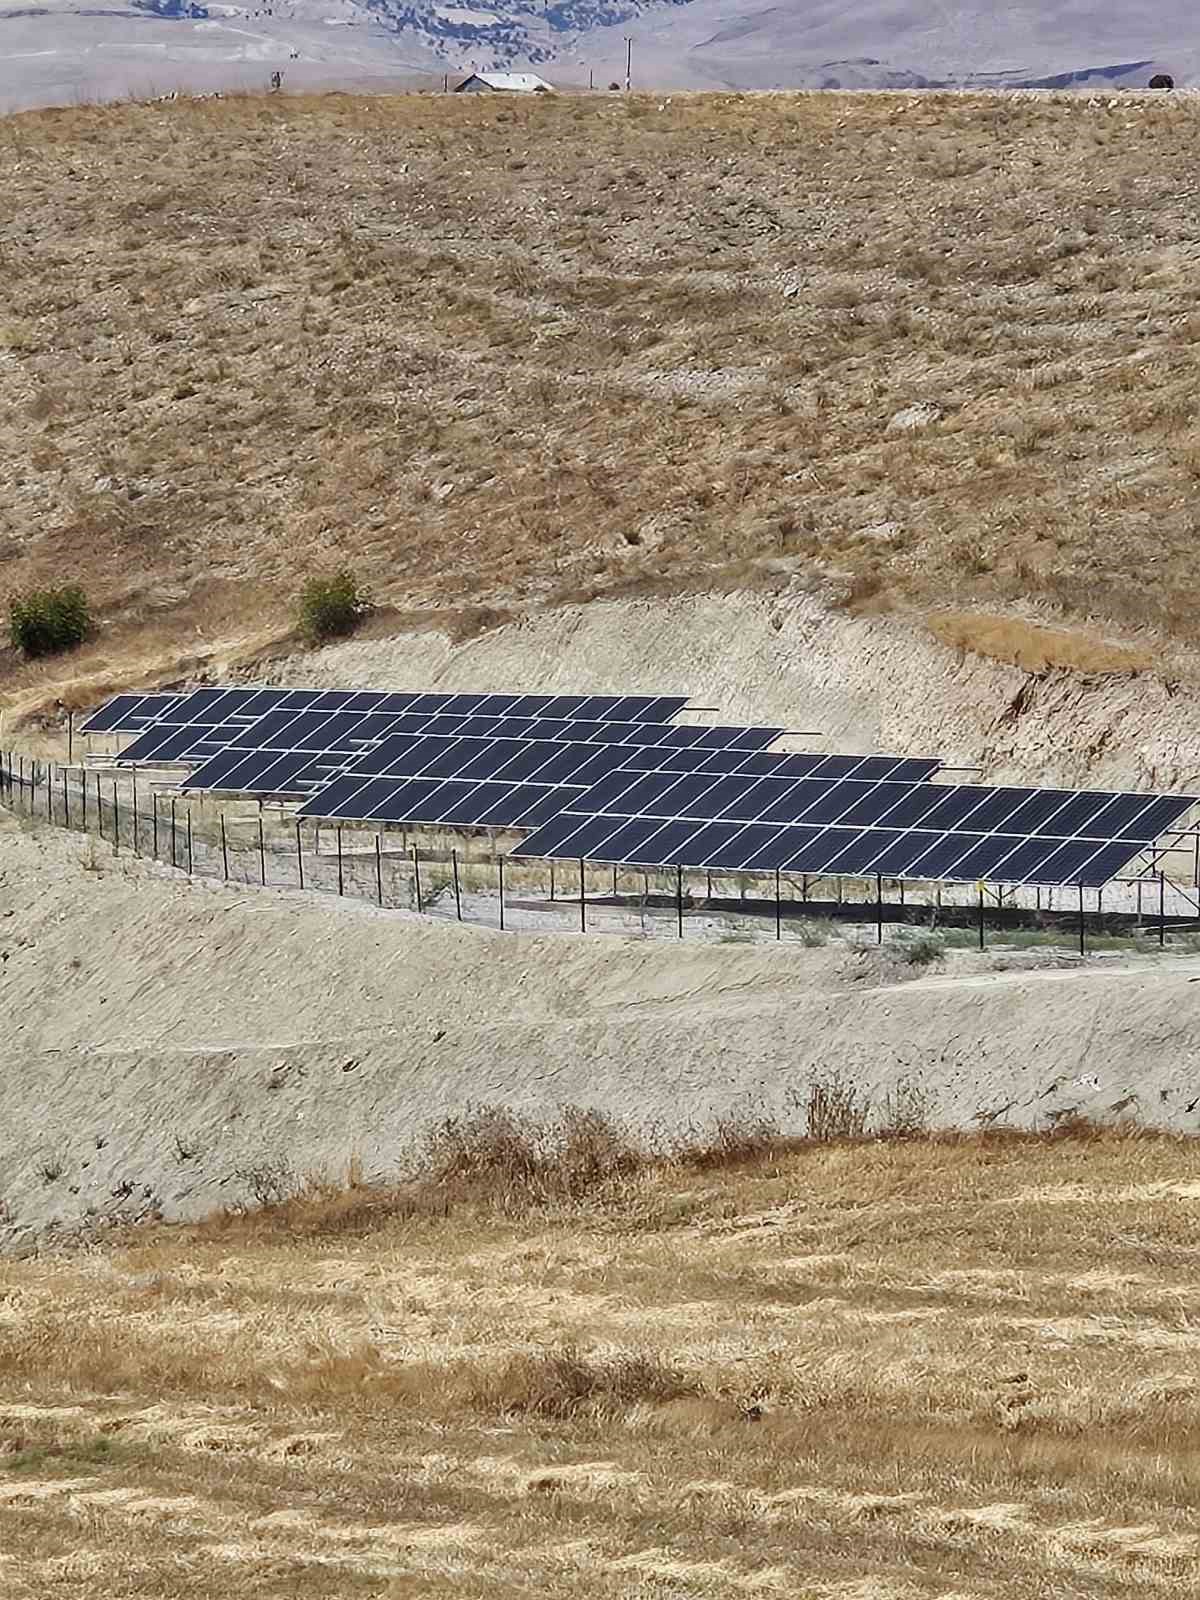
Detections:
[5, 90, 1200, 714]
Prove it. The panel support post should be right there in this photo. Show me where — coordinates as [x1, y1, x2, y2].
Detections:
[375, 833, 382, 906]
[1159, 870, 1166, 947]
[499, 854, 505, 931]
[578, 857, 586, 933]
[452, 848, 462, 921]
[220, 813, 228, 881]
[111, 781, 119, 854]
[296, 822, 305, 890]
[775, 868, 782, 941]
[130, 773, 137, 853]
[337, 827, 344, 896]
[549, 861, 555, 901]
[186, 808, 193, 876]
[876, 874, 883, 945]
[1078, 882, 1085, 957]
[413, 845, 423, 914]
[978, 886, 985, 951]
[677, 864, 684, 939]
[170, 797, 177, 868]
[258, 815, 266, 887]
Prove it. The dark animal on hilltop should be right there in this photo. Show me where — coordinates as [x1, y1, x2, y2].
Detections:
[1149, 73, 1175, 89]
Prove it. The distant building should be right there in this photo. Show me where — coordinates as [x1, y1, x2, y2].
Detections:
[454, 72, 554, 94]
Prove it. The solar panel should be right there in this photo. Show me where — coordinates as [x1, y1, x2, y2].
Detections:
[297, 775, 579, 831]
[511, 772, 1199, 890]
[115, 693, 702, 767]
[79, 692, 187, 735]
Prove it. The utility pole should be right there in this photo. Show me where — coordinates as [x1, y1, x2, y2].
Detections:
[624, 34, 632, 92]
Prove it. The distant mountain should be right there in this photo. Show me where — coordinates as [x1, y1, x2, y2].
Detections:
[0, 0, 1195, 109]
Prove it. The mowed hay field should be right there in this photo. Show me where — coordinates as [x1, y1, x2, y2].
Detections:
[5, 1124, 1200, 1597]
[6, 91, 1200, 701]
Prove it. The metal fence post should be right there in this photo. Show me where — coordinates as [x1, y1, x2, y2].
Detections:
[413, 844, 423, 914]
[62, 768, 69, 829]
[978, 886, 985, 951]
[579, 857, 586, 933]
[47, 762, 53, 822]
[452, 848, 462, 921]
[221, 813, 229, 880]
[876, 874, 883, 945]
[676, 864, 684, 938]
[499, 854, 505, 930]
[170, 797, 177, 868]
[152, 792, 158, 857]
[111, 780, 119, 854]
[775, 867, 782, 940]
[131, 774, 138, 853]
[375, 833, 382, 905]
[337, 827, 344, 896]
[1078, 882, 1085, 957]
[1159, 870, 1166, 947]
[96, 773, 103, 838]
[297, 821, 305, 890]
[187, 808, 193, 876]
[258, 815, 266, 887]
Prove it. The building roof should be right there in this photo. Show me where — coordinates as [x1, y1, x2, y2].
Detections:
[456, 72, 554, 92]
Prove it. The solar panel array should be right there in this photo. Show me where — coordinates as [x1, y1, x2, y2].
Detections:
[78, 685, 1199, 889]
[92, 685, 692, 752]
[512, 770, 1197, 888]
[292, 736, 943, 827]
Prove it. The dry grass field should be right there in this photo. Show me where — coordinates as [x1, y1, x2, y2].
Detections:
[4, 1114, 1200, 1597]
[5, 90, 1200, 704]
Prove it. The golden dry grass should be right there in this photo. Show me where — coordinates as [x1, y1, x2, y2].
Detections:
[5, 1124, 1200, 1596]
[5, 90, 1200, 704]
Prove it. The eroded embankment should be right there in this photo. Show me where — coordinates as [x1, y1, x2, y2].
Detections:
[4, 815, 1200, 1246]
[264, 589, 1200, 791]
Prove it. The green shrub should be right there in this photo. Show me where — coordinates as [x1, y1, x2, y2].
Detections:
[8, 585, 93, 658]
[902, 933, 945, 966]
[297, 569, 371, 643]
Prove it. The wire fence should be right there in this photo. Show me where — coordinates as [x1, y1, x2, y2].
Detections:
[3, 748, 1200, 952]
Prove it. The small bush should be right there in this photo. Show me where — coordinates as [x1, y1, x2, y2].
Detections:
[902, 933, 945, 966]
[297, 569, 371, 643]
[234, 1157, 298, 1208]
[469, 1345, 697, 1418]
[421, 1105, 643, 1211]
[8, 585, 92, 658]
[680, 1107, 787, 1170]
[878, 1075, 933, 1138]
[804, 1072, 871, 1142]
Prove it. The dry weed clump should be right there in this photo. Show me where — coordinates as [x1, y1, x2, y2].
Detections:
[463, 1346, 698, 1419]
[420, 1104, 647, 1210]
